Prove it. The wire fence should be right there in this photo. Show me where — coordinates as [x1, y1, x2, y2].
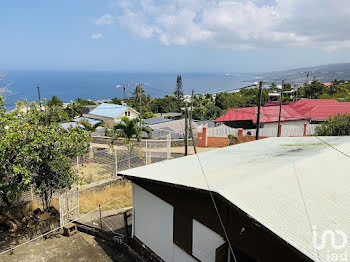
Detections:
[74, 135, 171, 184]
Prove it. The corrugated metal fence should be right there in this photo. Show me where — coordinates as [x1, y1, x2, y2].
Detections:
[199, 123, 319, 138]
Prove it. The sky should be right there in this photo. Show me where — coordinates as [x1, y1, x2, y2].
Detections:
[1, 0, 350, 73]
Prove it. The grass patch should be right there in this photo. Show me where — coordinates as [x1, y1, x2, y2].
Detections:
[76, 162, 114, 185]
[79, 182, 132, 214]
[23, 198, 60, 214]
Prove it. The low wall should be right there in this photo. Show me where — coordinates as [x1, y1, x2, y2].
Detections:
[198, 126, 272, 147]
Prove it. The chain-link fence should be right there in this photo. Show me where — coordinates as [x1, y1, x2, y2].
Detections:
[74, 135, 171, 184]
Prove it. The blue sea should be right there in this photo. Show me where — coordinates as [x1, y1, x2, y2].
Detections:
[2, 71, 256, 109]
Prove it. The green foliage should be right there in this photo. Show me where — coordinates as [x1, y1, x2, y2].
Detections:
[109, 117, 152, 145]
[228, 134, 239, 145]
[75, 97, 96, 106]
[110, 117, 142, 144]
[111, 97, 122, 105]
[143, 111, 156, 119]
[297, 80, 350, 101]
[45, 96, 69, 123]
[78, 119, 104, 132]
[149, 96, 182, 113]
[174, 75, 184, 99]
[46, 95, 63, 108]
[0, 100, 91, 209]
[228, 134, 250, 145]
[315, 114, 350, 136]
[192, 105, 222, 120]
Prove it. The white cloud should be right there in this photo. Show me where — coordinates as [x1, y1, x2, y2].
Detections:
[91, 33, 103, 40]
[115, 0, 350, 50]
[93, 14, 115, 25]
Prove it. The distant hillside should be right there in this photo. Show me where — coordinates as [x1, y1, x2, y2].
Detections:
[260, 63, 350, 83]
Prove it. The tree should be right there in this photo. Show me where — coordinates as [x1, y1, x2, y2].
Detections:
[78, 119, 104, 132]
[75, 97, 96, 106]
[109, 117, 143, 145]
[45, 96, 69, 123]
[174, 75, 184, 99]
[315, 114, 350, 136]
[149, 96, 182, 113]
[46, 95, 63, 108]
[111, 97, 122, 105]
[304, 81, 324, 99]
[203, 105, 222, 120]
[143, 111, 156, 119]
[0, 101, 90, 210]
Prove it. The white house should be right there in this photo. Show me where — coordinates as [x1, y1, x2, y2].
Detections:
[119, 136, 350, 262]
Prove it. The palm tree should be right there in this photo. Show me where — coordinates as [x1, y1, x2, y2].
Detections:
[109, 116, 151, 145]
[109, 117, 152, 169]
[78, 119, 104, 132]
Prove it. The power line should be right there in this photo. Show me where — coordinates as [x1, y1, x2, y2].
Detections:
[194, 153, 238, 262]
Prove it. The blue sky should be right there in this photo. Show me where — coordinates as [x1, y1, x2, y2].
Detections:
[1, 0, 350, 73]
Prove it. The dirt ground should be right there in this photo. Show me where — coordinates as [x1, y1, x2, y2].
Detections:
[0, 231, 140, 262]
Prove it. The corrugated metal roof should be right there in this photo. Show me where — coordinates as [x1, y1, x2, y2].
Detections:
[119, 136, 350, 261]
[215, 99, 350, 123]
[88, 103, 136, 119]
[60, 122, 85, 130]
[143, 117, 174, 126]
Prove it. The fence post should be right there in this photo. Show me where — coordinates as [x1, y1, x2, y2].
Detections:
[99, 204, 102, 231]
[145, 140, 148, 164]
[123, 211, 130, 244]
[30, 185, 34, 201]
[167, 133, 171, 160]
[278, 124, 282, 137]
[115, 148, 118, 176]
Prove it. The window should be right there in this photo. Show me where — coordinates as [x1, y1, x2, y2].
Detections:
[125, 112, 128, 116]
[128, 111, 131, 116]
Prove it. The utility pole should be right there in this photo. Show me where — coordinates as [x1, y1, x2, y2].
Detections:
[138, 83, 142, 128]
[189, 90, 197, 154]
[277, 80, 284, 137]
[184, 104, 188, 156]
[255, 81, 263, 140]
[36, 84, 42, 108]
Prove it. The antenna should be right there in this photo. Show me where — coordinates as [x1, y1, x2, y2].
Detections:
[115, 83, 132, 100]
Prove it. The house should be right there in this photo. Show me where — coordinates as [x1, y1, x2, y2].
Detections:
[119, 136, 350, 262]
[73, 116, 102, 126]
[84, 103, 139, 127]
[148, 118, 199, 139]
[60, 122, 85, 130]
[215, 98, 350, 129]
[158, 112, 182, 119]
[143, 117, 174, 126]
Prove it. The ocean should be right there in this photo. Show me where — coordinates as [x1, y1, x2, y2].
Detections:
[1, 71, 255, 109]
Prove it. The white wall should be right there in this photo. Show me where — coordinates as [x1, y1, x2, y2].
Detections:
[133, 183, 174, 262]
[173, 244, 197, 262]
[192, 219, 225, 262]
[263, 120, 308, 137]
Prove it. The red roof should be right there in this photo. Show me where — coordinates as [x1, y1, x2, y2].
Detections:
[215, 99, 350, 124]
